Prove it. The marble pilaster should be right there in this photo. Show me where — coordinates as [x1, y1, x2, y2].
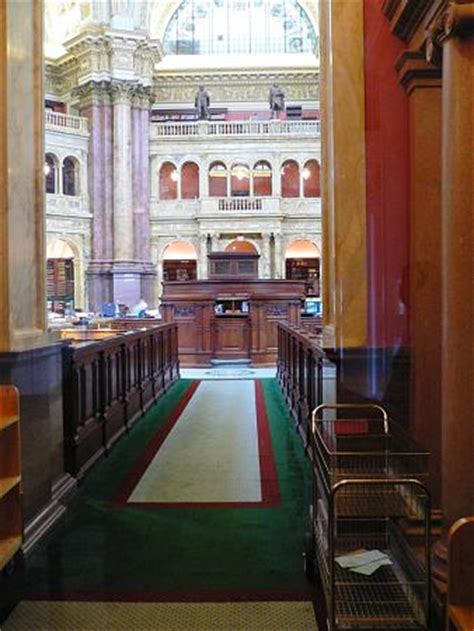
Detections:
[261, 233, 271, 279]
[320, 0, 368, 348]
[199, 234, 209, 279]
[273, 232, 283, 279]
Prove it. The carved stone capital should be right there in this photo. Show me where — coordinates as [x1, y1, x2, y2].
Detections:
[110, 80, 135, 106]
[131, 85, 154, 110]
[72, 80, 111, 108]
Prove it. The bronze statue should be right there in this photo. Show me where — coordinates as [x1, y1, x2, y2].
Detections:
[269, 84, 285, 118]
[195, 86, 210, 120]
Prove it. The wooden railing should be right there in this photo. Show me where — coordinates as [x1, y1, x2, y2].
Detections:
[277, 322, 326, 449]
[62, 324, 179, 478]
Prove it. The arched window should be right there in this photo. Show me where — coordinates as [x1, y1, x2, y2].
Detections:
[253, 160, 272, 197]
[62, 157, 77, 196]
[209, 162, 228, 197]
[163, 0, 317, 55]
[231, 163, 250, 197]
[181, 162, 199, 199]
[303, 159, 321, 197]
[281, 160, 300, 197]
[159, 162, 178, 200]
[45, 153, 57, 194]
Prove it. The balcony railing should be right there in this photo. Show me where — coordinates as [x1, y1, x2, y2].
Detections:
[45, 111, 89, 135]
[151, 196, 320, 219]
[151, 119, 320, 139]
[218, 198, 263, 211]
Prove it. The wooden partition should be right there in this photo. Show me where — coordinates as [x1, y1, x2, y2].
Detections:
[277, 322, 326, 450]
[62, 324, 179, 478]
[161, 279, 305, 366]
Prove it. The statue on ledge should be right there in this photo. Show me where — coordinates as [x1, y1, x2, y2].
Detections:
[195, 86, 210, 120]
[269, 83, 285, 118]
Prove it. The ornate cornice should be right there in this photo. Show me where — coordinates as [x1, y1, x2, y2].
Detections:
[153, 71, 319, 105]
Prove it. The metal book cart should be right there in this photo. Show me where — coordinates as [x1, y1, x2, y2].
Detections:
[305, 403, 431, 631]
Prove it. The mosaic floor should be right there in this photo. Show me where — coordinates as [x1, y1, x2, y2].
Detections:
[3, 600, 318, 630]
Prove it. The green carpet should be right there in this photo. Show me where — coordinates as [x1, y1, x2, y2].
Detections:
[20, 379, 312, 599]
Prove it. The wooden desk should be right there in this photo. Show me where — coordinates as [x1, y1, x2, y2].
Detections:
[161, 279, 305, 366]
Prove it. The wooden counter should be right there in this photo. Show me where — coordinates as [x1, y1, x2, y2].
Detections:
[161, 279, 305, 366]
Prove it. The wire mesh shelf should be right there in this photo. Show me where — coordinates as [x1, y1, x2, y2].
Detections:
[307, 404, 431, 631]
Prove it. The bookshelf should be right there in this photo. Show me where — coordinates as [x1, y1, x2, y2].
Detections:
[0, 385, 22, 573]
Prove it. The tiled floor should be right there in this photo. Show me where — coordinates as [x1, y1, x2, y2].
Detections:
[180, 367, 277, 380]
[3, 600, 318, 630]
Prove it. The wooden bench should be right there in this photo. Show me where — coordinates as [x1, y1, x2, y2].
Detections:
[447, 516, 474, 630]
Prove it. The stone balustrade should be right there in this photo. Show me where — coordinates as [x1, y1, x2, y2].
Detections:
[150, 119, 320, 139]
[45, 110, 89, 135]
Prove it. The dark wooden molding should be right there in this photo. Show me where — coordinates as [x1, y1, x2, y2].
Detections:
[395, 49, 442, 93]
[383, 0, 433, 42]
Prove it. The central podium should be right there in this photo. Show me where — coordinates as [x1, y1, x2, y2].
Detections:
[161, 252, 305, 366]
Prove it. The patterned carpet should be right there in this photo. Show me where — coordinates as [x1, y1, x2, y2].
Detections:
[1, 378, 320, 630]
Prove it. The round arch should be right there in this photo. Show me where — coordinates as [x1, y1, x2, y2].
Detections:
[284, 239, 320, 295]
[46, 236, 85, 312]
[162, 240, 197, 281]
[224, 239, 258, 254]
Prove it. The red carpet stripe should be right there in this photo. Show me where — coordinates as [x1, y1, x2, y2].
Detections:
[113, 380, 280, 509]
[113, 380, 200, 504]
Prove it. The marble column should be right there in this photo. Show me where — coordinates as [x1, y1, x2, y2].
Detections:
[75, 81, 114, 311]
[0, 0, 75, 555]
[112, 81, 134, 262]
[131, 87, 156, 306]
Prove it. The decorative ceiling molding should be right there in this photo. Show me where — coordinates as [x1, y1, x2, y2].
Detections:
[153, 71, 320, 105]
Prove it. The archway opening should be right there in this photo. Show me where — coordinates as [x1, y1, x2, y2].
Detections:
[46, 239, 75, 314]
[224, 239, 257, 254]
[285, 239, 320, 295]
[163, 241, 197, 281]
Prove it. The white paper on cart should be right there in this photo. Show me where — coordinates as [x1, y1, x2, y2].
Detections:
[349, 557, 392, 575]
[335, 549, 388, 569]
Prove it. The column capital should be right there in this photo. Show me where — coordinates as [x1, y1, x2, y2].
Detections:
[72, 80, 111, 108]
[110, 80, 134, 106]
[130, 84, 154, 110]
[426, 3, 474, 63]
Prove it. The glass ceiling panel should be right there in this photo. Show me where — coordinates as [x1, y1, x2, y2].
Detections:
[163, 0, 317, 55]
